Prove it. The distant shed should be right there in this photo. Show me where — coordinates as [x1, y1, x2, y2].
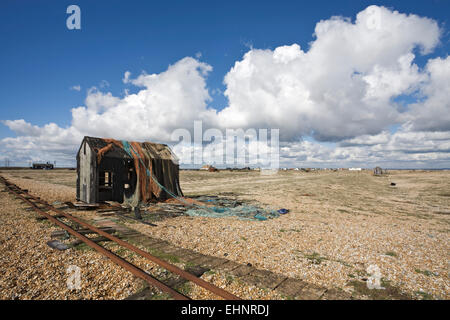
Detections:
[76, 136, 183, 206]
[373, 166, 384, 175]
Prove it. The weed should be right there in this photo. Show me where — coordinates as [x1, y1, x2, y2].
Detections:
[415, 269, 433, 276]
[348, 278, 411, 300]
[149, 292, 172, 300]
[72, 242, 94, 252]
[385, 251, 398, 257]
[176, 282, 192, 296]
[225, 275, 234, 284]
[148, 248, 180, 263]
[304, 252, 327, 265]
[414, 291, 434, 300]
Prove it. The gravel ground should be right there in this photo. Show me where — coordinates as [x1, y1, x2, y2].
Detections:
[0, 175, 279, 300]
[189, 271, 282, 300]
[1, 169, 449, 299]
[0, 186, 143, 299]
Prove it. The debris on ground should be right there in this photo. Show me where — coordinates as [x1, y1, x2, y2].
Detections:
[46, 240, 70, 251]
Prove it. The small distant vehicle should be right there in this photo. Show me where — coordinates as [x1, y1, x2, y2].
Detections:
[32, 162, 54, 170]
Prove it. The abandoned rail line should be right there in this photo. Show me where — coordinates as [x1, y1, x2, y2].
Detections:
[0, 175, 240, 300]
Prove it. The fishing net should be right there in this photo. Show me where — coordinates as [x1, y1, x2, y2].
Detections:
[94, 138, 182, 203]
[94, 137, 280, 221]
[185, 204, 280, 221]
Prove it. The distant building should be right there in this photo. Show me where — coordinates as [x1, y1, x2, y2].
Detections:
[373, 166, 384, 175]
[200, 164, 217, 171]
[32, 162, 54, 170]
[349, 167, 362, 171]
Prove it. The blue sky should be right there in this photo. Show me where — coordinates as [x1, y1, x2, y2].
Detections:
[1, 1, 450, 168]
[1, 0, 449, 134]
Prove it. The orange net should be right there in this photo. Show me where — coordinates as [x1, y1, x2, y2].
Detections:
[95, 138, 162, 202]
[96, 143, 114, 165]
[129, 141, 162, 202]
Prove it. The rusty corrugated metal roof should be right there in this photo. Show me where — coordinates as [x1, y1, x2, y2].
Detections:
[83, 136, 177, 161]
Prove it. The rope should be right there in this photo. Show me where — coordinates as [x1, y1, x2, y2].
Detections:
[121, 141, 204, 209]
[120, 140, 278, 219]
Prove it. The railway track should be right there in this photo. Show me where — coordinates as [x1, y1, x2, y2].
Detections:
[0, 176, 240, 300]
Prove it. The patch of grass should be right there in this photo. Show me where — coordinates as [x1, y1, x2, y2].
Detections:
[348, 278, 411, 300]
[415, 269, 433, 277]
[280, 228, 301, 233]
[175, 282, 192, 296]
[335, 259, 352, 268]
[72, 242, 94, 252]
[149, 292, 172, 300]
[114, 247, 129, 256]
[240, 236, 247, 241]
[35, 218, 54, 227]
[184, 261, 197, 269]
[148, 248, 180, 264]
[385, 251, 398, 257]
[304, 252, 327, 265]
[414, 291, 434, 300]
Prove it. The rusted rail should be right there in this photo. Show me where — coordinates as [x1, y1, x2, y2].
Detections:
[1, 176, 240, 300]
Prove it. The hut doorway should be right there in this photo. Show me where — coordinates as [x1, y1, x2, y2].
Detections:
[124, 160, 137, 198]
[99, 171, 114, 200]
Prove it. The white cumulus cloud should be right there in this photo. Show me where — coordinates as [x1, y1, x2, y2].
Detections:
[217, 5, 440, 141]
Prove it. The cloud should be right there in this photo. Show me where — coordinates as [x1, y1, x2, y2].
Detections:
[1, 5, 449, 168]
[0, 120, 83, 164]
[403, 56, 450, 132]
[1, 57, 216, 164]
[122, 71, 131, 83]
[279, 127, 450, 168]
[70, 57, 216, 142]
[70, 85, 81, 91]
[217, 5, 440, 141]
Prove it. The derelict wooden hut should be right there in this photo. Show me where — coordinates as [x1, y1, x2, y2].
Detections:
[76, 136, 183, 205]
